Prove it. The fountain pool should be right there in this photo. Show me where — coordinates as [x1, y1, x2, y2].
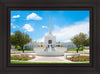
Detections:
[35, 45, 66, 56]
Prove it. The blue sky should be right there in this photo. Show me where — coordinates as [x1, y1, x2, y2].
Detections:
[10, 10, 89, 42]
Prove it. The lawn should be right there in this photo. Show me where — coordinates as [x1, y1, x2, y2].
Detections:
[17, 49, 33, 51]
[67, 46, 88, 51]
[11, 61, 89, 64]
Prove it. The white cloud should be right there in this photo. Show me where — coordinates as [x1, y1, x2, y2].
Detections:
[12, 15, 20, 18]
[52, 20, 89, 42]
[23, 24, 34, 32]
[27, 13, 42, 20]
[42, 26, 48, 28]
[37, 37, 44, 42]
[37, 17, 89, 42]
[13, 26, 16, 28]
[11, 23, 19, 29]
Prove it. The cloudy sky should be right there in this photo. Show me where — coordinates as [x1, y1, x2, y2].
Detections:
[10, 10, 89, 42]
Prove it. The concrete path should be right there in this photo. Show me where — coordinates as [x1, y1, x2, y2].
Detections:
[28, 56, 72, 62]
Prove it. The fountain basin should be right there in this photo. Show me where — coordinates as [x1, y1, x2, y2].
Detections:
[34, 46, 67, 56]
[36, 51, 65, 56]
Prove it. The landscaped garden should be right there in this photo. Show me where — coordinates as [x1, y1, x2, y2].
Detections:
[67, 56, 89, 62]
[10, 55, 89, 64]
[11, 55, 32, 61]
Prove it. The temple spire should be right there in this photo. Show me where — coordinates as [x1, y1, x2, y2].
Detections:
[49, 16, 51, 34]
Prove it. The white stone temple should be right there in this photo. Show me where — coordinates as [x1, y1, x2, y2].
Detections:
[22, 16, 76, 56]
[24, 16, 76, 50]
[44, 16, 56, 48]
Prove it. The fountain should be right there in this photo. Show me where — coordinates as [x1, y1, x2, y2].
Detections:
[35, 45, 67, 56]
[48, 45, 52, 52]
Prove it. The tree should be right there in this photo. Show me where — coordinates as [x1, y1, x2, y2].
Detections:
[40, 42, 43, 47]
[79, 33, 87, 50]
[11, 34, 16, 46]
[84, 37, 89, 46]
[71, 33, 87, 53]
[11, 31, 31, 53]
[58, 41, 61, 47]
[71, 35, 81, 53]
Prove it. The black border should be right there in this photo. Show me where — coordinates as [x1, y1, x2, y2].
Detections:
[0, 0, 100, 74]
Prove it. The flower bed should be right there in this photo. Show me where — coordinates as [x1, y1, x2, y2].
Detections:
[11, 55, 32, 61]
[67, 56, 89, 62]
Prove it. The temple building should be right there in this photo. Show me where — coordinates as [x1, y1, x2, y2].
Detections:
[44, 16, 56, 48]
[23, 17, 76, 50]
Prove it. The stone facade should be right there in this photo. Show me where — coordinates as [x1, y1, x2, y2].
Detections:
[44, 34, 56, 48]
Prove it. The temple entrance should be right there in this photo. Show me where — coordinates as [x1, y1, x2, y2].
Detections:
[48, 40, 52, 44]
[48, 40, 52, 48]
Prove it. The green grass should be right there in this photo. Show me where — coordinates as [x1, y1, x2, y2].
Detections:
[17, 49, 33, 51]
[67, 46, 88, 51]
[11, 61, 89, 64]
[18, 50, 33, 51]
[67, 49, 83, 51]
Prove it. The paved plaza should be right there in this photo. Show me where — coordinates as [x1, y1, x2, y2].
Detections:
[27, 56, 72, 62]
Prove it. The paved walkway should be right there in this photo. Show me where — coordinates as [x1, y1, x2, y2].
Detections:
[27, 56, 72, 62]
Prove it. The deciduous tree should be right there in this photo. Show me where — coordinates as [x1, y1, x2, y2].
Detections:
[71, 33, 87, 53]
[11, 31, 31, 53]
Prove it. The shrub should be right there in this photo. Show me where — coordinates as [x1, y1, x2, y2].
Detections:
[15, 45, 21, 49]
[24, 46, 28, 49]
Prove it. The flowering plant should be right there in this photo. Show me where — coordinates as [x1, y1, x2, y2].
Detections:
[67, 56, 89, 62]
[11, 55, 32, 61]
